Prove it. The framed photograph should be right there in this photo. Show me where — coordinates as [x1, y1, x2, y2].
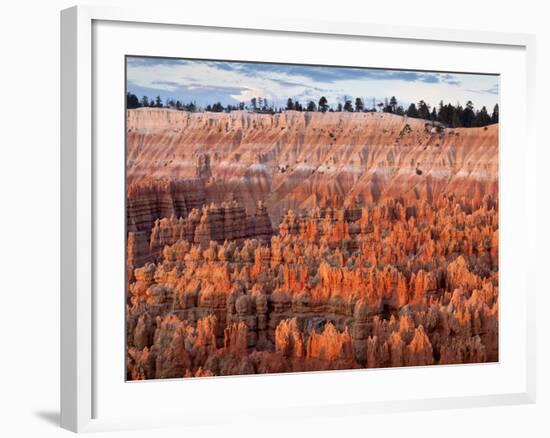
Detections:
[61, 5, 536, 433]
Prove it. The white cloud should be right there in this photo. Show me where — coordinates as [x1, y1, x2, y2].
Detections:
[127, 59, 499, 110]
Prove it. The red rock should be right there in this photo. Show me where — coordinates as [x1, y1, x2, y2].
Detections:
[404, 325, 434, 366]
[125, 109, 499, 379]
[275, 318, 304, 358]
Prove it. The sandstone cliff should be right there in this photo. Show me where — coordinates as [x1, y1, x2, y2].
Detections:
[125, 108, 499, 380]
[127, 108, 498, 225]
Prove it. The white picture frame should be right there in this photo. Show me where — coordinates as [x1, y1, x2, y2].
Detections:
[60, 4, 537, 433]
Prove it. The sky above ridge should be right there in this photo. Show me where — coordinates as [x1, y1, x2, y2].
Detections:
[126, 57, 499, 111]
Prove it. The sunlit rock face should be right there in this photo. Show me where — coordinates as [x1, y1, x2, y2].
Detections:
[126, 108, 499, 380]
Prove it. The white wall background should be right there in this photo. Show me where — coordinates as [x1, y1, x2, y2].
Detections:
[0, 1, 547, 436]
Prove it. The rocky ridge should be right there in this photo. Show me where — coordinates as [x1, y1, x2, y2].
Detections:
[127, 108, 498, 226]
[125, 108, 499, 379]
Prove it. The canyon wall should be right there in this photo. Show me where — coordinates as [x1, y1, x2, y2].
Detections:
[127, 108, 498, 226]
[126, 108, 498, 380]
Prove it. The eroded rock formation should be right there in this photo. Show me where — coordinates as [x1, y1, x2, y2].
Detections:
[127, 109, 498, 225]
[127, 195, 498, 379]
[126, 109, 499, 380]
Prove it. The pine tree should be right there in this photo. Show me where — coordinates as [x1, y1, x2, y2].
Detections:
[406, 103, 419, 118]
[491, 104, 499, 124]
[344, 99, 354, 112]
[286, 98, 294, 110]
[452, 105, 462, 127]
[126, 92, 140, 109]
[318, 96, 329, 112]
[212, 102, 224, 112]
[417, 100, 430, 120]
[461, 101, 475, 127]
[389, 96, 398, 113]
[355, 97, 364, 112]
[437, 101, 449, 125]
[474, 106, 491, 126]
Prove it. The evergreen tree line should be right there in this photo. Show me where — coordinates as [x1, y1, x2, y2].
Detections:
[403, 99, 498, 128]
[126, 93, 199, 112]
[127, 92, 499, 127]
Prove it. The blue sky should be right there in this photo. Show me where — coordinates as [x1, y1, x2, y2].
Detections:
[127, 57, 499, 111]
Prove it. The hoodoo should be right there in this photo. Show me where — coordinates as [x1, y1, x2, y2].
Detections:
[126, 108, 499, 380]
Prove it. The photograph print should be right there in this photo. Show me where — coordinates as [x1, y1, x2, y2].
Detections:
[125, 57, 499, 380]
